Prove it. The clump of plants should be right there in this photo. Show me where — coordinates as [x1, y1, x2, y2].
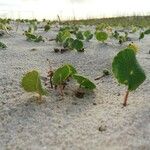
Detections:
[112, 31, 130, 44]
[51, 64, 96, 97]
[0, 18, 12, 34]
[24, 31, 44, 42]
[55, 29, 85, 52]
[112, 48, 146, 106]
[21, 64, 96, 102]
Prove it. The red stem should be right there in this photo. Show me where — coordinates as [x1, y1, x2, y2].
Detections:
[123, 90, 129, 106]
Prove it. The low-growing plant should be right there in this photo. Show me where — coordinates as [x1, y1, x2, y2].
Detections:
[21, 70, 46, 103]
[25, 31, 44, 42]
[0, 41, 7, 49]
[94, 69, 110, 80]
[139, 29, 150, 40]
[112, 48, 146, 106]
[63, 37, 74, 50]
[44, 22, 51, 32]
[139, 32, 144, 40]
[47, 64, 95, 97]
[83, 30, 93, 41]
[75, 31, 84, 40]
[72, 39, 84, 52]
[95, 31, 108, 43]
[56, 30, 71, 44]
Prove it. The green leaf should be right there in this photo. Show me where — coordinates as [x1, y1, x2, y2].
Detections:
[0, 41, 7, 49]
[56, 30, 71, 44]
[84, 30, 93, 41]
[95, 31, 108, 42]
[21, 70, 46, 95]
[73, 74, 96, 90]
[112, 48, 146, 91]
[25, 32, 44, 42]
[44, 24, 51, 32]
[139, 32, 144, 40]
[52, 64, 77, 85]
[76, 31, 84, 40]
[144, 29, 150, 34]
[63, 38, 74, 49]
[72, 39, 83, 51]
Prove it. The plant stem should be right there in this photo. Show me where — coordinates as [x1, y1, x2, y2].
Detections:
[50, 76, 53, 88]
[59, 85, 64, 96]
[123, 90, 129, 106]
[94, 74, 105, 80]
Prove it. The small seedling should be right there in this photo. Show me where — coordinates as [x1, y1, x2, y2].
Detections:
[72, 39, 84, 52]
[52, 64, 77, 95]
[112, 31, 119, 39]
[75, 31, 84, 40]
[83, 30, 93, 41]
[56, 30, 71, 44]
[21, 70, 46, 103]
[95, 69, 110, 80]
[25, 31, 44, 42]
[44, 22, 51, 32]
[0, 41, 7, 49]
[112, 48, 146, 106]
[139, 32, 144, 40]
[95, 31, 108, 43]
[139, 29, 150, 40]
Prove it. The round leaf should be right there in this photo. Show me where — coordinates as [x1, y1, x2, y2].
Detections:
[95, 31, 108, 42]
[21, 70, 46, 95]
[72, 39, 83, 51]
[112, 48, 146, 91]
[52, 64, 77, 85]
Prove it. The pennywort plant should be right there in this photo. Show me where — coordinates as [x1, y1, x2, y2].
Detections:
[21, 70, 46, 103]
[0, 41, 7, 49]
[139, 29, 150, 40]
[24, 31, 44, 42]
[21, 64, 96, 100]
[52, 64, 96, 96]
[112, 48, 146, 106]
[95, 31, 108, 43]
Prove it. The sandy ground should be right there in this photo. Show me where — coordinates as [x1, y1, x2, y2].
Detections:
[0, 23, 150, 150]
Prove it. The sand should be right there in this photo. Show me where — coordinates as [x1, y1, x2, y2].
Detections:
[0, 23, 150, 150]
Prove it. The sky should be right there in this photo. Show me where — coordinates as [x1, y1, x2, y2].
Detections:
[0, 0, 150, 20]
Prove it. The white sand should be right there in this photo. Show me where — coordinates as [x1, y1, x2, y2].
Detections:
[0, 23, 150, 150]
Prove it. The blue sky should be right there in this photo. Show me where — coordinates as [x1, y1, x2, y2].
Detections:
[0, 0, 150, 20]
